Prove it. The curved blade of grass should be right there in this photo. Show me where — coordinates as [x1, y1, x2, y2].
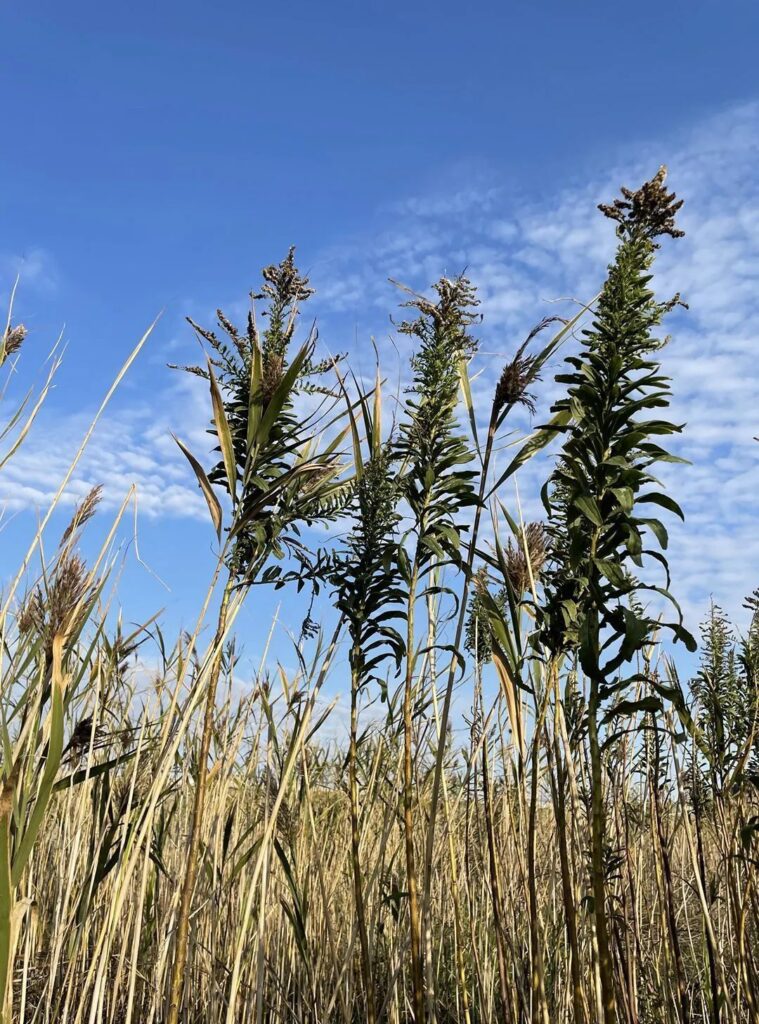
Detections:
[173, 435, 223, 540]
[0, 318, 156, 618]
[10, 635, 65, 887]
[208, 359, 238, 506]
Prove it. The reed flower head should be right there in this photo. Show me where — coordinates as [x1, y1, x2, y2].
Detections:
[598, 165, 684, 243]
[504, 522, 547, 597]
[62, 485, 103, 545]
[1, 322, 27, 364]
[465, 567, 496, 663]
[18, 551, 94, 652]
[493, 340, 539, 417]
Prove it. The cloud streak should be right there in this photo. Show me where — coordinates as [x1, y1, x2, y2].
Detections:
[2, 101, 758, 638]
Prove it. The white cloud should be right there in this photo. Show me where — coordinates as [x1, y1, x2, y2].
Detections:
[2, 100, 758, 641]
[0, 371, 211, 523]
[309, 100, 759, 635]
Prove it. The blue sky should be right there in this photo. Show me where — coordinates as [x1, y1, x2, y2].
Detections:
[2, 1, 759, 696]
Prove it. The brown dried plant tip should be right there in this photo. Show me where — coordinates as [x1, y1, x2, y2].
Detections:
[398, 274, 481, 336]
[259, 246, 314, 302]
[62, 485, 103, 544]
[493, 340, 540, 417]
[492, 315, 566, 419]
[505, 522, 547, 596]
[1, 323, 27, 360]
[598, 165, 684, 242]
[18, 552, 94, 646]
[62, 716, 106, 762]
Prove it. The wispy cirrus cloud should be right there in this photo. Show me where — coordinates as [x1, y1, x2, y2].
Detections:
[309, 100, 759, 634]
[2, 101, 758, 638]
[0, 372, 210, 522]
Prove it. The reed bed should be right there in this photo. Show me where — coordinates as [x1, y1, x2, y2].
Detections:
[1, 169, 757, 1023]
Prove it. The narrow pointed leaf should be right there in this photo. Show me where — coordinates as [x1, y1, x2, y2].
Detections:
[208, 360, 237, 505]
[174, 434, 223, 540]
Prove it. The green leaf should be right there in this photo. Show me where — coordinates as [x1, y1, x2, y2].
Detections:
[246, 339, 264, 450]
[640, 517, 669, 550]
[53, 750, 139, 793]
[11, 638, 66, 886]
[638, 491, 685, 520]
[611, 486, 633, 512]
[620, 608, 652, 663]
[487, 408, 571, 499]
[529, 296, 599, 378]
[208, 360, 238, 505]
[254, 342, 310, 451]
[457, 357, 480, 452]
[574, 495, 603, 527]
[601, 696, 662, 726]
[594, 558, 627, 588]
[173, 434, 223, 541]
[334, 366, 363, 478]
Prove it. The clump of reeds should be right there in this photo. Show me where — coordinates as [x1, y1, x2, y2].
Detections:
[1, 170, 759, 1024]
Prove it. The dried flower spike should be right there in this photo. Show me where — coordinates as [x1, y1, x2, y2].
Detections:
[492, 315, 566, 420]
[62, 485, 103, 544]
[1, 323, 27, 363]
[493, 340, 539, 417]
[505, 522, 547, 597]
[598, 165, 684, 243]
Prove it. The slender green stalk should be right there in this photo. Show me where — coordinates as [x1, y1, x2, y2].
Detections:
[403, 561, 426, 1023]
[587, 652, 617, 1024]
[349, 662, 377, 1024]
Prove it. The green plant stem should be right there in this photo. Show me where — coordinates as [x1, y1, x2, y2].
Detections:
[422, 416, 496, 910]
[403, 561, 426, 1023]
[587, 661, 617, 1024]
[349, 661, 377, 1024]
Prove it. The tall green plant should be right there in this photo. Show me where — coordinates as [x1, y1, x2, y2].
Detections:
[167, 250, 349, 1024]
[330, 373, 405, 1024]
[394, 276, 480, 1021]
[539, 168, 696, 1024]
[689, 600, 759, 798]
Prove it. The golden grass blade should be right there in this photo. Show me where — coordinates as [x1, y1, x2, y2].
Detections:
[0, 318, 156, 619]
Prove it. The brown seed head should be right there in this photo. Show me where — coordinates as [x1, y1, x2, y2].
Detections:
[262, 351, 284, 400]
[505, 522, 547, 597]
[19, 552, 95, 652]
[398, 275, 480, 339]
[598, 166, 684, 243]
[62, 485, 103, 545]
[47, 552, 92, 638]
[17, 591, 45, 637]
[63, 716, 106, 761]
[493, 341, 539, 418]
[1, 323, 27, 362]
